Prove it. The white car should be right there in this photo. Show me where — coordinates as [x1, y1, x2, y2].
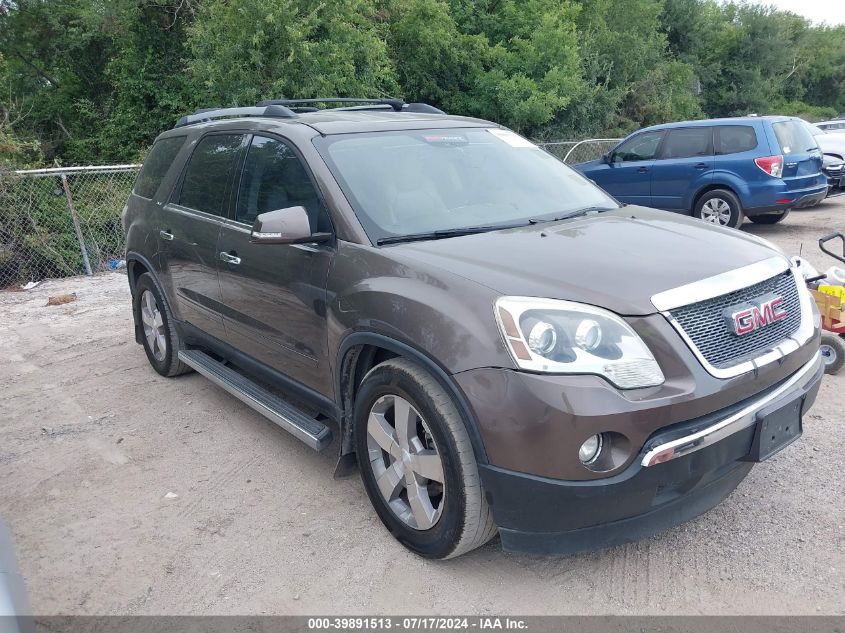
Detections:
[804, 121, 845, 159]
[815, 119, 845, 132]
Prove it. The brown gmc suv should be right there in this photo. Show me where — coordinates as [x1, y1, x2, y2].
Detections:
[123, 98, 824, 559]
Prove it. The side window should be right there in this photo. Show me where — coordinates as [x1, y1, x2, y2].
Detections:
[660, 127, 713, 159]
[613, 131, 664, 162]
[716, 126, 758, 155]
[177, 134, 245, 216]
[134, 136, 186, 199]
[236, 135, 331, 232]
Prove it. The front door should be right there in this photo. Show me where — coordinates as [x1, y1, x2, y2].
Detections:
[217, 134, 335, 396]
[160, 133, 247, 340]
[599, 130, 665, 206]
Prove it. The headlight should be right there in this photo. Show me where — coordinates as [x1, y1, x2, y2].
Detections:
[494, 297, 665, 389]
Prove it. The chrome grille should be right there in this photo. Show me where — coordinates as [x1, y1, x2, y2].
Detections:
[669, 271, 802, 369]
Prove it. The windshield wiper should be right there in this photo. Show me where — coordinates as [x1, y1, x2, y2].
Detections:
[377, 222, 525, 245]
[529, 205, 617, 224]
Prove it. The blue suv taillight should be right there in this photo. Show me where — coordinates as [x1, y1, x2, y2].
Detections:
[754, 154, 784, 178]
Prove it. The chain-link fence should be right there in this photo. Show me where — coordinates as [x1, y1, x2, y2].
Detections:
[0, 138, 619, 289]
[539, 138, 620, 164]
[0, 165, 140, 288]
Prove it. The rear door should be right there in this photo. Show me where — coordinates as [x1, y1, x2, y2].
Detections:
[599, 130, 665, 206]
[216, 134, 335, 396]
[160, 132, 247, 340]
[769, 119, 824, 193]
[650, 126, 715, 212]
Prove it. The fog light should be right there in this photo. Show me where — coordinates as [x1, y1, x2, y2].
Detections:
[579, 434, 603, 464]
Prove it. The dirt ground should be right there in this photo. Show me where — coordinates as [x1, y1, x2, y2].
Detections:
[1, 199, 844, 616]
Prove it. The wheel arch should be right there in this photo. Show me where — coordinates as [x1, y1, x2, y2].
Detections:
[333, 332, 489, 475]
[691, 182, 741, 212]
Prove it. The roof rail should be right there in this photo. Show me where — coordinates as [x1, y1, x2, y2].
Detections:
[173, 104, 296, 128]
[256, 98, 446, 115]
[257, 97, 406, 112]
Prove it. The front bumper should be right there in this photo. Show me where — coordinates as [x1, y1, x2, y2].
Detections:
[477, 352, 824, 555]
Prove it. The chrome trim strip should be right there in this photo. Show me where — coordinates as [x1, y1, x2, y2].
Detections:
[650, 256, 789, 312]
[662, 267, 815, 379]
[641, 350, 822, 467]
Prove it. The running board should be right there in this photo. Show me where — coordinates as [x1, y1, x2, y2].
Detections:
[178, 349, 332, 451]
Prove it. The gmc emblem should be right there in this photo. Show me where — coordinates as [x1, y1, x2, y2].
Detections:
[724, 293, 788, 336]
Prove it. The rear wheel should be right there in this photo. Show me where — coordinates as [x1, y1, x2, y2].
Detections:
[354, 358, 496, 559]
[694, 189, 744, 228]
[820, 333, 845, 375]
[749, 209, 790, 224]
[133, 273, 192, 377]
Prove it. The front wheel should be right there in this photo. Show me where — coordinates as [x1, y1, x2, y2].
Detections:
[354, 358, 496, 559]
[694, 189, 744, 228]
[749, 209, 790, 225]
[820, 333, 845, 375]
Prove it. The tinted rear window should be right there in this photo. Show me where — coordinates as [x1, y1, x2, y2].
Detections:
[177, 134, 245, 216]
[772, 121, 817, 155]
[134, 136, 186, 199]
[661, 127, 712, 159]
[716, 126, 757, 154]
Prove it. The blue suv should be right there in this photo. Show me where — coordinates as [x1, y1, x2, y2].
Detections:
[577, 116, 827, 228]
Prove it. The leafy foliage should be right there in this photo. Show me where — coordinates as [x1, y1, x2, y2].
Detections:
[1, 0, 845, 167]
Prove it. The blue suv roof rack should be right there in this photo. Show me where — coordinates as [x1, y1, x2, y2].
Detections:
[173, 104, 297, 128]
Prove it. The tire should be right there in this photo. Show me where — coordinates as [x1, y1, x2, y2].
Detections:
[133, 272, 192, 377]
[694, 189, 744, 229]
[748, 209, 790, 224]
[820, 333, 845, 375]
[354, 358, 496, 559]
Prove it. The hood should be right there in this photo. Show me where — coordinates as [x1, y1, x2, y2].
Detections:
[395, 207, 785, 316]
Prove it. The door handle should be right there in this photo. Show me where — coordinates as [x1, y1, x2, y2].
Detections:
[159, 230, 174, 241]
[219, 251, 241, 265]
[694, 162, 708, 169]
[637, 166, 649, 173]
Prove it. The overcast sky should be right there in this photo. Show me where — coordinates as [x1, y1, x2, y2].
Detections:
[746, 0, 845, 26]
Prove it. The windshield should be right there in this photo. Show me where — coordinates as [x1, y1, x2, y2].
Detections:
[314, 127, 618, 243]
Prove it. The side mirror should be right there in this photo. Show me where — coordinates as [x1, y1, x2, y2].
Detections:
[250, 206, 330, 245]
[602, 153, 611, 164]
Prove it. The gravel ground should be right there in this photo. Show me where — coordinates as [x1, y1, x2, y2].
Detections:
[1, 198, 844, 616]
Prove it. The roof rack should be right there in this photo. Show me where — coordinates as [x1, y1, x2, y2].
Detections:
[173, 104, 296, 128]
[257, 97, 406, 111]
[256, 97, 445, 115]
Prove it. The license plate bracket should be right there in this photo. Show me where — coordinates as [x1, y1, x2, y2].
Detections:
[746, 396, 803, 462]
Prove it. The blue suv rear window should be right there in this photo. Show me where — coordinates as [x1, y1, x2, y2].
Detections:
[772, 120, 817, 155]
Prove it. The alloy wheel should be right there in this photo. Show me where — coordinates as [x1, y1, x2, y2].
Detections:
[820, 343, 836, 367]
[700, 198, 732, 225]
[366, 394, 445, 530]
[140, 289, 167, 362]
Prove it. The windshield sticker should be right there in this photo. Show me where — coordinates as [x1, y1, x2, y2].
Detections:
[421, 134, 468, 145]
[488, 128, 536, 148]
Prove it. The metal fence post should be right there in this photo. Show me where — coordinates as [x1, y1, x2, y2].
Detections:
[60, 173, 93, 276]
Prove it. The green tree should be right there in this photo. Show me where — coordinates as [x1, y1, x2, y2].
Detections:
[187, 0, 399, 106]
